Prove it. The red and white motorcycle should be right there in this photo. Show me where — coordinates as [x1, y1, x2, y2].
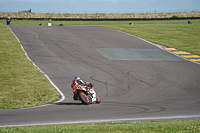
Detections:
[72, 79, 101, 105]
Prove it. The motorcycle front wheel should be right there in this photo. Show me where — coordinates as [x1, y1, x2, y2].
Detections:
[79, 92, 91, 105]
[96, 96, 101, 104]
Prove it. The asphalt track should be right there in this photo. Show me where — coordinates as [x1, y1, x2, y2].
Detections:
[1, 25, 200, 127]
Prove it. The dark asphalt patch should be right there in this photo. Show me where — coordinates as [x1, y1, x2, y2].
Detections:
[96, 48, 184, 61]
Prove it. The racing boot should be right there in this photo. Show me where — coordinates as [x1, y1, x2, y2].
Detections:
[73, 93, 79, 100]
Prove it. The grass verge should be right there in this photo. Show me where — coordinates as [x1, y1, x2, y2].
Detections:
[0, 23, 60, 110]
[102, 19, 200, 56]
[0, 19, 199, 26]
[0, 19, 179, 26]
[1, 120, 200, 132]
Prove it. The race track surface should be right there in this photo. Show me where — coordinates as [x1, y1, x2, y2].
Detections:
[1, 25, 200, 127]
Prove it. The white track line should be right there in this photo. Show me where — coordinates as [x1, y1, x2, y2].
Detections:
[7, 26, 65, 109]
[1, 115, 200, 127]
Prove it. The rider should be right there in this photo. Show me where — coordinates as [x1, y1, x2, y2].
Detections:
[71, 76, 84, 87]
[71, 76, 92, 100]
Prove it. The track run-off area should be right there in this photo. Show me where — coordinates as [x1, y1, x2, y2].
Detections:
[0, 25, 200, 127]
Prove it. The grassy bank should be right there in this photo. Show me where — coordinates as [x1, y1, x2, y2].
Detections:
[0, 23, 60, 110]
[0, 19, 185, 26]
[0, 19, 199, 26]
[1, 19, 138, 26]
[1, 120, 200, 132]
[103, 19, 200, 56]
[1, 11, 200, 19]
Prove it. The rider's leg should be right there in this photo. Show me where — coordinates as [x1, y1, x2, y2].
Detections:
[73, 92, 79, 100]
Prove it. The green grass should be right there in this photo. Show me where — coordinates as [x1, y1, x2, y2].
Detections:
[0, 19, 199, 26]
[1, 120, 200, 132]
[102, 19, 200, 55]
[0, 19, 179, 26]
[0, 23, 60, 110]
[0, 20, 132, 26]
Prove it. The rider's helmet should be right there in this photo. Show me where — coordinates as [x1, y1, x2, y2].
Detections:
[74, 76, 80, 80]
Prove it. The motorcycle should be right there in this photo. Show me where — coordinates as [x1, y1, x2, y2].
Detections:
[72, 83, 101, 105]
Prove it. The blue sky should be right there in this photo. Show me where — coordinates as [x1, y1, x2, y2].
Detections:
[0, 0, 199, 13]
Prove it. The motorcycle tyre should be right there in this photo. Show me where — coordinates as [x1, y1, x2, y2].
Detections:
[79, 92, 91, 105]
[96, 96, 101, 104]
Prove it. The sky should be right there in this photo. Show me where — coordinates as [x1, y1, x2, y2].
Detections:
[0, 0, 199, 13]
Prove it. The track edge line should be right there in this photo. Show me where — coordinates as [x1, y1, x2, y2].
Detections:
[7, 25, 65, 110]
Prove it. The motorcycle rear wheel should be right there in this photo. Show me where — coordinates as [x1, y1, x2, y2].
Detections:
[79, 92, 91, 105]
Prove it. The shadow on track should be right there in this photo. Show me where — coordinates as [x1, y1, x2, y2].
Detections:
[55, 102, 83, 105]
